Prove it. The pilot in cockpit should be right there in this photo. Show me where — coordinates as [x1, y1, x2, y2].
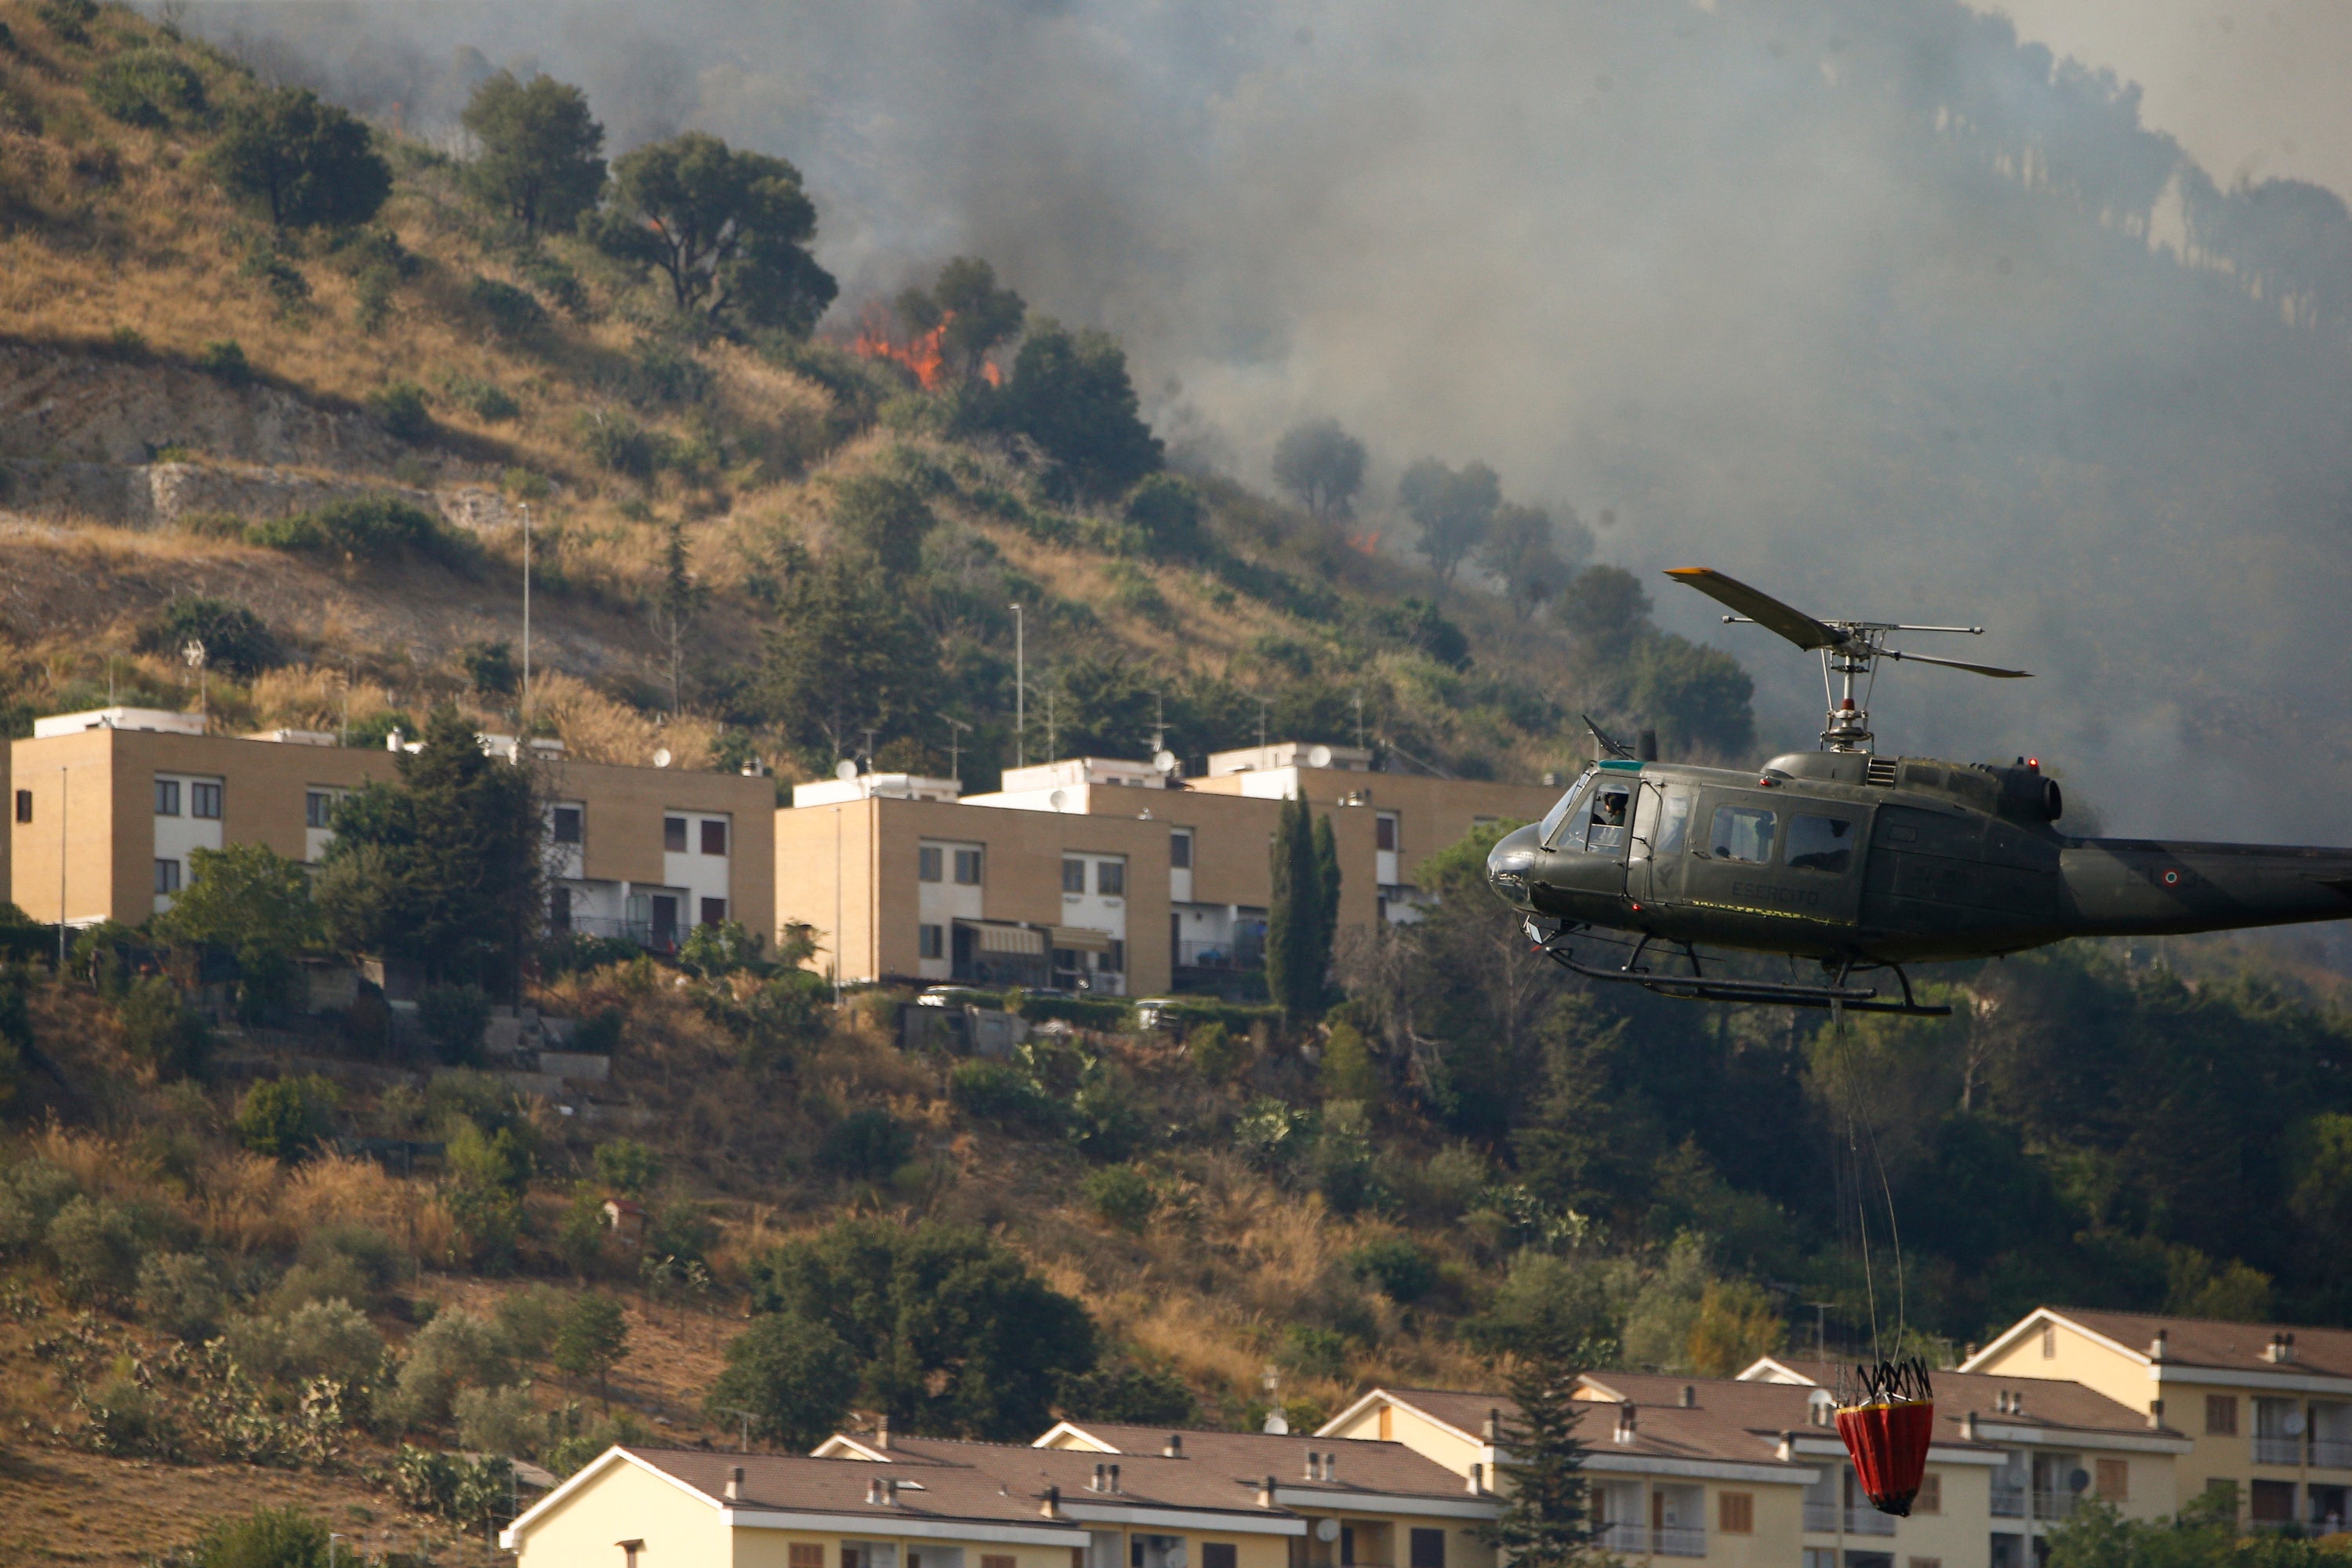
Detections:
[1594, 788, 1629, 829]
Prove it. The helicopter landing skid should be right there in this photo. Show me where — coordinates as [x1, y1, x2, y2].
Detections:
[1525, 920, 1952, 1018]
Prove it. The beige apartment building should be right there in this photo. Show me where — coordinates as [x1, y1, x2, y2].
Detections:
[9, 707, 774, 954]
[1964, 1308, 2352, 1534]
[773, 744, 1559, 994]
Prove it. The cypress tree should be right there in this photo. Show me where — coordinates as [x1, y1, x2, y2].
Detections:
[1312, 811, 1341, 981]
[1265, 795, 1326, 1025]
[1488, 1316, 1601, 1568]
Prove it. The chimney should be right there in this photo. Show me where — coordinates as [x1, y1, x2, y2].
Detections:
[1305, 1451, 1320, 1481]
[2011, 1391, 2025, 1417]
[1109, 1464, 1122, 1495]
[1964, 1343, 1979, 1363]
[886, 1479, 900, 1507]
[1165, 1434, 1185, 1459]
[1325, 1453, 1338, 1485]
[1961, 1411, 1979, 1442]
[877, 1414, 893, 1451]
[2151, 1330, 2169, 1363]
[2147, 1400, 2166, 1431]
[1679, 1385, 1697, 1409]
[1483, 1407, 1501, 1443]
[1042, 1485, 1063, 1520]
[868, 1479, 884, 1505]
[1259, 1475, 1278, 1508]
[1468, 1463, 1485, 1495]
[725, 1466, 745, 1501]
[1093, 1463, 1108, 1494]
[1614, 1403, 1637, 1446]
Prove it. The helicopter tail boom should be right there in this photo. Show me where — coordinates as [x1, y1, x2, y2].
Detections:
[2061, 837, 2352, 940]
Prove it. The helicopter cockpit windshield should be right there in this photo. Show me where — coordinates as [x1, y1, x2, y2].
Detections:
[1537, 770, 1595, 850]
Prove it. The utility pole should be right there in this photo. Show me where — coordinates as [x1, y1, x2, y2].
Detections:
[1011, 603, 1025, 768]
[1256, 697, 1269, 764]
[1046, 687, 1058, 763]
[1352, 691, 1364, 751]
[521, 503, 533, 727]
[56, 765, 67, 969]
[943, 715, 971, 782]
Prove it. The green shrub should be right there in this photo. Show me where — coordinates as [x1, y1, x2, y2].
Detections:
[569, 1007, 626, 1058]
[447, 1122, 532, 1197]
[388, 1308, 511, 1428]
[0, 1159, 80, 1251]
[502, 466, 552, 500]
[367, 383, 432, 441]
[183, 1505, 331, 1568]
[195, 339, 252, 384]
[116, 973, 212, 1077]
[239, 245, 310, 310]
[1014, 994, 1130, 1029]
[34, 1, 95, 44]
[816, 1107, 913, 1180]
[574, 410, 673, 479]
[947, 1059, 1062, 1133]
[619, 337, 713, 406]
[418, 983, 490, 1065]
[453, 1383, 543, 1457]
[1276, 1323, 1351, 1380]
[109, 325, 149, 360]
[81, 1374, 177, 1460]
[248, 495, 477, 572]
[1124, 474, 1204, 557]
[468, 274, 547, 339]
[136, 1250, 228, 1342]
[1081, 1164, 1155, 1232]
[449, 376, 521, 422]
[89, 47, 206, 128]
[227, 1298, 386, 1388]
[593, 1139, 661, 1197]
[520, 253, 589, 318]
[136, 596, 280, 679]
[1345, 1236, 1436, 1304]
[1185, 1020, 1248, 1081]
[494, 1283, 568, 1363]
[353, 265, 394, 333]
[1054, 1356, 1198, 1425]
[48, 1195, 142, 1305]
[237, 1076, 336, 1163]
[390, 1445, 514, 1537]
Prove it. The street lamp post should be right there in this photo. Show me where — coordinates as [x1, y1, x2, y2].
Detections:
[1011, 603, 1025, 768]
[521, 502, 533, 726]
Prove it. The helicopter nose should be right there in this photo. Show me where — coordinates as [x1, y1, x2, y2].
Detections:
[1486, 822, 1542, 911]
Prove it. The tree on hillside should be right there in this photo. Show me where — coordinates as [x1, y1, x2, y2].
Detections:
[314, 707, 543, 990]
[1314, 813, 1341, 953]
[1125, 474, 1206, 557]
[462, 71, 607, 235]
[594, 132, 837, 333]
[1558, 565, 1652, 644]
[830, 474, 938, 577]
[1479, 503, 1579, 622]
[154, 843, 320, 1022]
[1272, 418, 1368, 518]
[706, 1312, 858, 1450]
[553, 1292, 630, 1412]
[136, 596, 281, 678]
[1487, 1315, 1602, 1568]
[760, 562, 938, 762]
[897, 256, 1027, 384]
[997, 320, 1163, 501]
[747, 1218, 1097, 1439]
[210, 87, 392, 230]
[1399, 458, 1501, 588]
[1265, 794, 1334, 1026]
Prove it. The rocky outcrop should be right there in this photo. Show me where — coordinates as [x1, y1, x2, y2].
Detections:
[0, 457, 520, 533]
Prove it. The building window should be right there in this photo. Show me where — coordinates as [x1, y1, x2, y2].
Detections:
[2209, 1396, 2241, 1436]
[664, 816, 688, 851]
[1376, 812, 1399, 851]
[191, 781, 222, 819]
[954, 848, 982, 885]
[699, 897, 727, 927]
[1408, 1530, 1444, 1568]
[1106, 939, 1125, 973]
[154, 779, 181, 816]
[13, 789, 29, 825]
[550, 887, 573, 932]
[154, 858, 181, 895]
[2096, 1460, 2129, 1502]
[791, 1547, 826, 1568]
[307, 791, 334, 829]
[985, 1557, 1018, 1568]
[1062, 858, 1086, 893]
[702, 818, 728, 855]
[1341, 1527, 1356, 1566]
[2042, 1323, 2057, 1358]
[1806, 1551, 1838, 1568]
[920, 846, 944, 882]
[1915, 1472, 1941, 1514]
[1908, 1559, 1942, 1568]
[2252, 1480, 2297, 1524]
[1171, 830, 1192, 869]
[552, 805, 583, 844]
[1719, 1493, 1754, 1534]
[919, 924, 945, 959]
[1098, 860, 1125, 896]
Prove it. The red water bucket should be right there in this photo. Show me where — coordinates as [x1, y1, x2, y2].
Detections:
[1835, 1398, 1936, 1516]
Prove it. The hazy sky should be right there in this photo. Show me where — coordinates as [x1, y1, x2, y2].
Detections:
[1993, 0, 2352, 195]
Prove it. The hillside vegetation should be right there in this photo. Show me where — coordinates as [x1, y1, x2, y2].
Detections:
[2, 6, 2351, 1563]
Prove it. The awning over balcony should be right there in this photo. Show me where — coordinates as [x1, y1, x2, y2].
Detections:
[1049, 925, 1113, 953]
[959, 919, 1045, 956]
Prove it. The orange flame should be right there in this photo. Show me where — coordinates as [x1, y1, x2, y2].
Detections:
[851, 302, 952, 390]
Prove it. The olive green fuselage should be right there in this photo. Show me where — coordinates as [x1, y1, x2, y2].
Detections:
[1487, 752, 2352, 965]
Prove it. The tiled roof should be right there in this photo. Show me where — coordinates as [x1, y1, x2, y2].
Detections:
[2030, 1308, 2352, 1381]
[1374, 1384, 1811, 1472]
[615, 1447, 1079, 1526]
[865, 1435, 1299, 1519]
[1746, 1359, 2168, 1437]
[1050, 1422, 1480, 1501]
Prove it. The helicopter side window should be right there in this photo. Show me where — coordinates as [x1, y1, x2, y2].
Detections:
[1711, 805, 1777, 865]
[1537, 771, 1595, 850]
[1585, 783, 1632, 854]
[1787, 815, 1857, 875]
[1655, 790, 1693, 858]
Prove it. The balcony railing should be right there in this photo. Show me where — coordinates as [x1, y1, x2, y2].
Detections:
[1174, 936, 1264, 970]
[2256, 1437, 2307, 1466]
[1804, 1502, 1896, 1536]
[2313, 1439, 2352, 1469]
[1595, 1523, 1649, 1554]
[1991, 1487, 2082, 1521]
[1653, 1526, 1708, 1558]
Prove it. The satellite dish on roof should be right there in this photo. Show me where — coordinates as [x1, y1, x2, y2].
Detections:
[836, 759, 859, 780]
[1153, 750, 1178, 774]
[652, 747, 673, 769]
[1308, 744, 1334, 768]
[1048, 789, 1069, 811]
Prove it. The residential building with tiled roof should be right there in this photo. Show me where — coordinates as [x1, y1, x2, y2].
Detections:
[1962, 1307, 2352, 1534]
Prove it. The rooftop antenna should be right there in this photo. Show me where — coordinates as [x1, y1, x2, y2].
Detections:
[860, 728, 878, 773]
[1256, 697, 1269, 764]
[943, 715, 972, 782]
[1665, 568, 2028, 753]
[1352, 691, 1364, 752]
[1147, 691, 1167, 758]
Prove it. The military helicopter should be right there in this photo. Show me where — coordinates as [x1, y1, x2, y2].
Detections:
[1485, 568, 2352, 1016]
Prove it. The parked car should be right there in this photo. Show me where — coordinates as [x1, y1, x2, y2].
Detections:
[1133, 997, 1184, 1031]
[916, 985, 993, 1009]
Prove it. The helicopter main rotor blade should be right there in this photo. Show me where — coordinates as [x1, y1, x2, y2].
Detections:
[1883, 648, 2032, 678]
[1664, 568, 1846, 651]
